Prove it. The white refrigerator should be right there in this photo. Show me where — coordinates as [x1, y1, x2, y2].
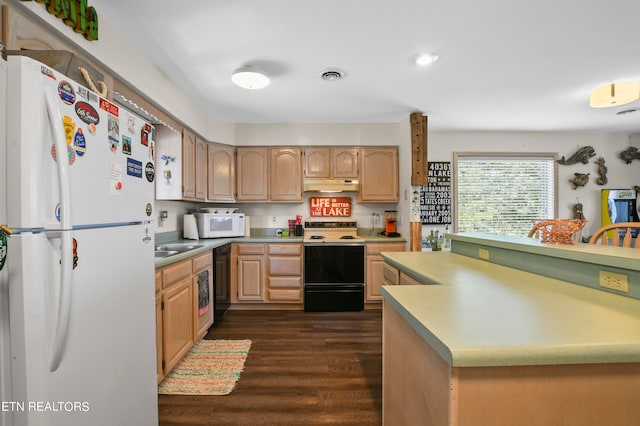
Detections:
[0, 56, 158, 426]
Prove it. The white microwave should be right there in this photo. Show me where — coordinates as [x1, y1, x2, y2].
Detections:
[195, 213, 245, 238]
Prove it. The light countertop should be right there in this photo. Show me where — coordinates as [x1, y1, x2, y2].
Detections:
[381, 251, 640, 368]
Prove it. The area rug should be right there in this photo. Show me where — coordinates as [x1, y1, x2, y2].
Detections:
[158, 339, 252, 395]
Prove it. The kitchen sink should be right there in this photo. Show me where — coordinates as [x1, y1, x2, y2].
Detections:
[154, 243, 204, 258]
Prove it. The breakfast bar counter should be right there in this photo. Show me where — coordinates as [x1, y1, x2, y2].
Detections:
[380, 235, 640, 426]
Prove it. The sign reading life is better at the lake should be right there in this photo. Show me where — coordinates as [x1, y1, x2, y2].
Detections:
[309, 197, 352, 217]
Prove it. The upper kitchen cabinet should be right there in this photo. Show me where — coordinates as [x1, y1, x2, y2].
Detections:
[271, 147, 303, 202]
[207, 143, 235, 202]
[182, 129, 197, 199]
[304, 147, 359, 179]
[358, 147, 399, 202]
[236, 147, 269, 201]
[195, 137, 207, 201]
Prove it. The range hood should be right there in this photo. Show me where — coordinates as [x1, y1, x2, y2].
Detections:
[303, 179, 359, 193]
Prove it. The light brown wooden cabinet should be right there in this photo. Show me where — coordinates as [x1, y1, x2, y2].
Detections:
[156, 252, 214, 382]
[192, 252, 213, 340]
[207, 143, 235, 202]
[232, 243, 266, 301]
[236, 147, 269, 201]
[181, 129, 197, 199]
[160, 260, 193, 379]
[366, 242, 406, 302]
[266, 243, 303, 302]
[304, 147, 359, 179]
[194, 137, 207, 200]
[358, 147, 399, 202]
[270, 147, 303, 201]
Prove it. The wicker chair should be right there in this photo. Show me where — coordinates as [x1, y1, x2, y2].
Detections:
[588, 222, 640, 248]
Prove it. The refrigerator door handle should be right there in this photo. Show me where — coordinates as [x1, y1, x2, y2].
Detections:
[43, 86, 73, 231]
[48, 231, 74, 372]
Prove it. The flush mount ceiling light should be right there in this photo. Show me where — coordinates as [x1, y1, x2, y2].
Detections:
[231, 65, 270, 90]
[589, 82, 640, 108]
[414, 53, 439, 66]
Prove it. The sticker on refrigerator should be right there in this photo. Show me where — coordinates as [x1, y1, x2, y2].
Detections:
[108, 116, 119, 151]
[73, 129, 87, 156]
[127, 158, 143, 178]
[72, 238, 78, 269]
[40, 65, 56, 80]
[77, 86, 98, 103]
[145, 204, 153, 217]
[126, 113, 136, 135]
[63, 116, 76, 145]
[51, 144, 76, 165]
[122, 135, 132, 156]
[58, 80, 76, 105]
[0, 230, 7, 272]
[145, 162, 155, 183]
[110, 163, 123, 194]
[99, 98, 119, 117]
[141, 123, 151, 146]
[75, 101, 100, 125]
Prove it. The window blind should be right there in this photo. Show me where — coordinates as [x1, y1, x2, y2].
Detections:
[456, 155, 556, 236]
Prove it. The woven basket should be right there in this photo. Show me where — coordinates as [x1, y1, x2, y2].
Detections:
[532, 219, 587, 244]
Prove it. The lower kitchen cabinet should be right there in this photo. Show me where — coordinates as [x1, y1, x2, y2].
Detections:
[232, 243, 266, 302]
[266, 243, 302, 302]
[156, 251, 214, 383]
[366, 242, 406, 302]
[192, 252, 213, 340]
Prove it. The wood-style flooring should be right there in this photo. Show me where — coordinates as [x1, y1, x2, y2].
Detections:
[158, 309, 383, 426]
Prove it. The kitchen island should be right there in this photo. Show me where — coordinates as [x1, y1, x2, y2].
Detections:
[380, 234, 640, 426]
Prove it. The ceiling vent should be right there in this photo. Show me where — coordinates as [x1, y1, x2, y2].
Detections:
[320, 69, 345, 81]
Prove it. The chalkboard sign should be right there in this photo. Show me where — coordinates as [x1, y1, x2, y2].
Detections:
[420, 162, 452, 225]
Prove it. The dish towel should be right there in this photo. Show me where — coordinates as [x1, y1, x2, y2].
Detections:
[197, 270, 210, 315]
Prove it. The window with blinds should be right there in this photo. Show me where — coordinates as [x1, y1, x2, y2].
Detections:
[455, 153, 557, 236]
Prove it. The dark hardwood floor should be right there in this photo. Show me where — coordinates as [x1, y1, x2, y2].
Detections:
[158, 309, 383, 426]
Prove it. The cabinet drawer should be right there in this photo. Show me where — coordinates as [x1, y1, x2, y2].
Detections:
[366, 242, 406, 255]
[268, 257, 302, 276]
[267, 288, 302, 302]
[383, 262, 400, 285]
[268, 243, 302, 256]
[192, 251, 213, 273]
[237, 243, 265, 255]
[268, 276, 302, 288]
[162, 259, 192, 288]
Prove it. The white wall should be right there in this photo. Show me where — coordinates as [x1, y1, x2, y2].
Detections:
[427, 131, 640, 237]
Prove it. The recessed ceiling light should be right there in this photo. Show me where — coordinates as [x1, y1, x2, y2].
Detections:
[415, 53, 439, 66]
[319, 68, 345, 81]
[231, 65, 270, 90]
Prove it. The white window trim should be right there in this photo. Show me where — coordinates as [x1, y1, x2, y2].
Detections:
[453, 152, 559, 234]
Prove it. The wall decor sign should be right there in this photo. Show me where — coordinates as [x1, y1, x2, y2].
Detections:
[309, 197, 352, 217]
[22, 0, 99, 41]
[419, 161, 452, 225]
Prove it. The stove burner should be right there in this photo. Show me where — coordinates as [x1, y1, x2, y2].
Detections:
[309, 235, 325, 240]
[340, 235, 356, 239]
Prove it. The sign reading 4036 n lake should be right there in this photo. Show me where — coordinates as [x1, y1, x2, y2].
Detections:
[420, 162, 451, 225]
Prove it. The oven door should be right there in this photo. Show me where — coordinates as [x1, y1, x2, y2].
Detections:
[303, 243, 365, 312]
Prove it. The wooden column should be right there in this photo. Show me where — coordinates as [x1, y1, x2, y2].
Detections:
[410, 112, 428, 251]
[410, 112, 428, 186]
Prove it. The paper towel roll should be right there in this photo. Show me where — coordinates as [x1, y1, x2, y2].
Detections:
[183, 214, 199, 240]
[244, 216, 251, 237]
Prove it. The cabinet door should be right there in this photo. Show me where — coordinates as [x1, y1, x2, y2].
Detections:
[270, 147, 302, 201]
[359, 147, 399, 202]
[195, 137, 207, 200]
[366, 243, 405, 301]
[332, 148, 359, 178]
[236, 147, 268, 201]
[207, 143, 235, 202]
[155, 271, 163, 383]
[237, 255, 265, 301]
[182, 129, 196, 199]
[162, 277, 193, 374]
[193, 265, 214, 340]
[304, 147, 330, 178]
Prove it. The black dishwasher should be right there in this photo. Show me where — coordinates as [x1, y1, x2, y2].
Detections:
[213, 243, 231, 324]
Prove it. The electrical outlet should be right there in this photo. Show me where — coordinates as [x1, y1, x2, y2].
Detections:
[479, 248, 490, 260]
[271, 216, 277, 224]
[599, 270, 630, 293]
